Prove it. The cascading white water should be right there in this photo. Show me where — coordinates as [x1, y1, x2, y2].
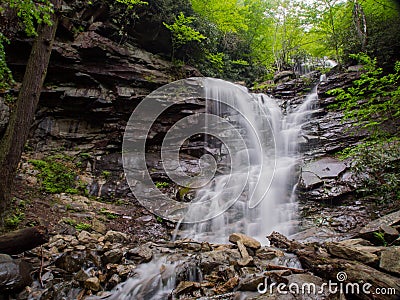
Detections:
[176, 83, 318, 244]
[87, 256, 178, 300]
[102, 81, 319, 300]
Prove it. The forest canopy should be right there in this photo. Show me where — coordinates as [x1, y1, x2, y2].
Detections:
[1, 0, 400, 86]
[162, 0, 400, 81]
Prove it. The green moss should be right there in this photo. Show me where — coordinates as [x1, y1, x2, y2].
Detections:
[99, 208, 119, 220]
[29, 158, 79, 194]
[75, 223, 92, 231]
[63, 218, 92, 231]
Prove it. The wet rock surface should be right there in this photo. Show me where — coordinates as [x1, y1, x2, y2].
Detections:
[297, 71, 368, 203]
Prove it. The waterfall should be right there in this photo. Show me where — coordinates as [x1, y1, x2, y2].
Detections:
[105, 79, 319, 300]
[175, 80, 318, 244]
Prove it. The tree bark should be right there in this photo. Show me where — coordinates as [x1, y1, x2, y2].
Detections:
[0, 0, 61, 222]
[0, 226, 49, 255]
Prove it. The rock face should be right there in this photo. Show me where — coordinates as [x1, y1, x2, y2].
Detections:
[271, 71, 366, 204]
[296, 71, 367, 203]
[298, 156, 357, 202]
[3, 0, 202, 202]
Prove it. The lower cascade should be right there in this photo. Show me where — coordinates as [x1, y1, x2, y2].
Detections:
[101, 79, 319, 299]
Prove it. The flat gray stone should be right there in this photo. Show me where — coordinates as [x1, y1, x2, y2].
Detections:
[302, 157, 347, 179]
[301, 171, 323, 189]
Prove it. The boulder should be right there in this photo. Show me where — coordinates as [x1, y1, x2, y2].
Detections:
[77, 230, 96, 244]
[229, 233, 261, 250]
[379, 247, 400, 276]
[54, 252, 86, 273]
[238, 275, 265, 291]
[337, 238, 373, 247]
[199, 249, 241, 274]
[104, 231, 129, 244]
[0, 254, 32, 293]
[325, 242, 379, 265]
[256, 247, 284, 260]
[84, 277, 101, 291]
[127, 244, 153, 263]
[103, 249, 123, 264]
[237, 240, 254, 267]
[285, 274, 338, 299]
[173, 281, 200, 297]
[273, 70, 296, 83]
[212, 276, 239, 294]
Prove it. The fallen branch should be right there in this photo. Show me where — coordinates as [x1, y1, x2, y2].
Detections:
[0, 226, 49, 255]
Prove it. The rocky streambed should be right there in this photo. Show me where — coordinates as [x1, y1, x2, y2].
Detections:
[2, 68, 400, 299]
[1, 209, 400, 299]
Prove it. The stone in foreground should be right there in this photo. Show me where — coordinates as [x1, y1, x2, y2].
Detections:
[229, 233, 261, 249]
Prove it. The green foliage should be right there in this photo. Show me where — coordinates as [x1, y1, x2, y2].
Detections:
[115, 0, 148, 10]
[373, 231, 387, 246]
[75, 222, 92, 231]
[79, 152, 91, 159]
[8, 0, 54, 37]
[4, 93, 15, 103]
[331, 53, 400, 203]
[99, 208, 119, 219]
[63, 218, 92, 231]
[191, 0, 248, 33]
[155, 181, 169, 188]
[29, 158, 79, 194]
[0, 33, 13, 90]
[231, 59, 249, 66]
[109, 0, 148, 40]
[328, 53, 400, 133]
[206, 52, 225, 72]
[339, 138, 400, 203]
[0, 0, 55, 91]
[163, 12, 206, 60]
[4, 211, 24, 228]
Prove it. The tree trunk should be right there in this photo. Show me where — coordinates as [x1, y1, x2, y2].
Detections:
[353, 0, 367, 51]
[0, 0, 61, 222]
[0, 226, 49, 255]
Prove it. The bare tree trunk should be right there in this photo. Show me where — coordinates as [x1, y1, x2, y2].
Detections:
[0, 0, 61, 222]
[353, 0, 367, 51]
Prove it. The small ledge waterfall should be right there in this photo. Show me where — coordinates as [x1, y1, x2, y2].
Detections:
[175, 81, 318, 243]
